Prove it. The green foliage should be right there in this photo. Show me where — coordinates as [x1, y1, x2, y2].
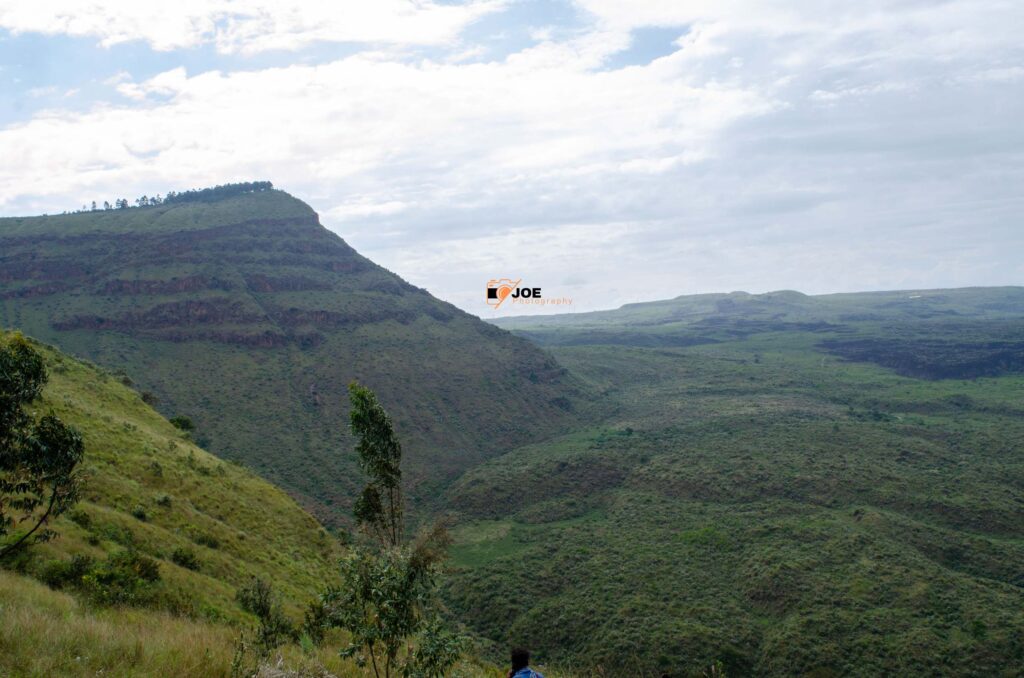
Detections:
[235, 576, 296, 655]
[169, 415, 194, 431]
[325, 535, 459, 678]
[0, 334, 84, 558]
[0, 333, 46, 448]
[170, 546, 200, 571]
[163, 181, 273, 206]
[301, 597, 330, 646]
[38, 553, 94, 589]
[0, 330, 340, 626]
[68, 508, 91, 528]
[81, 549, 161, 606]
[324, 386, 462, 678]
[404, 617, 466, 678]
[191, 531, 220, 549]
[449, 300, 1024, 675]
[349, 382, 403, 547]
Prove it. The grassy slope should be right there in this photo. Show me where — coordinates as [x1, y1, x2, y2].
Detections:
[3, 333, 339, 620]
[0, 569, 524, 678]
[0, 192, 582, 527]
[445, 294, 1024, 676]
[0, 333, 523, 677]
[0, 331, 348, 675]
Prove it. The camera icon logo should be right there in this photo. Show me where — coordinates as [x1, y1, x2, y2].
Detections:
[485, 278, 521, 309]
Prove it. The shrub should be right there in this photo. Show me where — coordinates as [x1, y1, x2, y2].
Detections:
[68, 509, 91, 529]
[130, 504, 148, 521]
[302, 598, 329, 645]
[236, 577, 296, 655]
[99, 524, 134, 546]
[193, 532, 220, 549]
[0, 335, 85, 558]
[155, 494, 172, 507]
[38, 554, 94, 589]
[170, 546, 200, 571]
[169, 416, 194, 431]
[82, 550, 161, 606]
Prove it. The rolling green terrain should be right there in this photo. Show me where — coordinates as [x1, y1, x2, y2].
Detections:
[443, 290, 1024, 675]
[5, 188, 1024, 676]
[0, 191, 581, 527]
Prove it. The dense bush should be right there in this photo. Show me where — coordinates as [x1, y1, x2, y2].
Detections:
[236, 576, 296, 655]
[35, 550, 162, 608]
[82, 550, 161, 606]
[169, 416, 194, 431]
[68, 509, 91, 529]
[38, 554, 94, 589]
[170, 547, 200, 571]
[0, 334, 84, 558]
[302, 598, 330, 645]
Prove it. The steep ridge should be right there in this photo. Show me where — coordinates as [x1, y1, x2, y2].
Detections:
[0, 189, 581, 525]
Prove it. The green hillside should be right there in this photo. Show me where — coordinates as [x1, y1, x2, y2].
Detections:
[0, 190, 582, 527]
[444, 290, 1024, 675]
[0, 332, 565, 678]
[6, 186, 1024, 677]
[3, 332, 340, 615]
[0, 331, 342, 675]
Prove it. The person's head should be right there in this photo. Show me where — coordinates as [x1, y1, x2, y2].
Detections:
[511, 647, 530, 672]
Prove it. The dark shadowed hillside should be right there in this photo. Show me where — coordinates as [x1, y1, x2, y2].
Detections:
[0, 188, 582, 525]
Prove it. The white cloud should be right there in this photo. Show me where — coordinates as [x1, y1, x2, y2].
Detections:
[327, 200, 409, 220]
[26, 85, 58, 97]
[1, 1, 1022, 313]
[0, 45, 771, 210]
[0, 0, 504, 53]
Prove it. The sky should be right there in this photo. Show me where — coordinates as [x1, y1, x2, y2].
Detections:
[1, 0, 1022, 316]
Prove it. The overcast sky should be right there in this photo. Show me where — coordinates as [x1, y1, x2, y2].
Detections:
[2, 1, 1022, 316]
